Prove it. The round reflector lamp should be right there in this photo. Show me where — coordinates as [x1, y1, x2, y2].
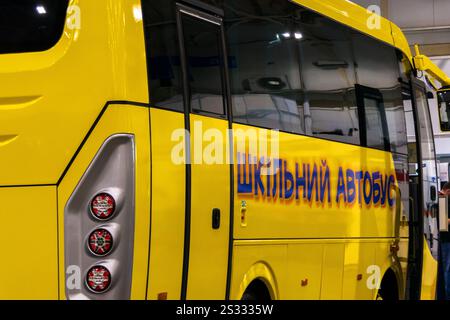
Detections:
[88, 229, 113, 256]
[90, 193, 116, 220]
[86, 266, 112, 293]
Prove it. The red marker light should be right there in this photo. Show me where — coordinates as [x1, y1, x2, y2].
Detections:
[88, 229, 113, 256]
[86, 266, 112, 293]
[90, 193, 116, 220]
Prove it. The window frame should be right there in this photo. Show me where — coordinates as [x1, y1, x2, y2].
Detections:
[176, 3, 230, 120]
[0, 0, 69, 55]
[355, 84, 391, 152]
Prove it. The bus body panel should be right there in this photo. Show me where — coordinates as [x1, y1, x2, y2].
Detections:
[0, 0, 148, 186]
[342, 242, 376, 300]
[230, 242, 285, 300]
[147, 108, 186, 300]
[186, 114, 231, 299]
[233, 123, 398, 240]
[230, 239, 402, 300]
[421, 239, 438, 300]
[57, 105, 150, 300]
[0, 186, 58, 299]
[231, 119, 408, 299]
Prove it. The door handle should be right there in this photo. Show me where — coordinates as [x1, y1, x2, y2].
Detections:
[212, 208, 220, 230]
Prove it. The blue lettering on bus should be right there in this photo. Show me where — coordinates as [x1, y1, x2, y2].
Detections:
[346, 169, 356, 204]
[336, 167, 347, 204]
[363, 171, 372, 205]
[236, 153, 396, 209]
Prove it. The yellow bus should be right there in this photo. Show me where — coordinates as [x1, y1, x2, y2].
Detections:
[0, 0, 446, 300]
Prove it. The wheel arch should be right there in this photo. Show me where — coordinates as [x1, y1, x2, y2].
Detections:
[376, 265, 403, 300]
[236, 262, 278, 300]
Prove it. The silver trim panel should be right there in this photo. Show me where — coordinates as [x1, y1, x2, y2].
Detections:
[64, 134, 136, 300]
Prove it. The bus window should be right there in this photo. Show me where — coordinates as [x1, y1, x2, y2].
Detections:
[415, 86, 439, 258]
[180, 13, 226, 116]
[0, 0, 69, 54]
[404, 80, 439, 299]
[352, 34, 407, 154]
[298, 14, 359, 145]
[355, 85, 390, 151]
[226, 1, 305, 134]
[386, 102, 409, 155]
[365, 97, 389, 149]
[142, 0, 185, 112]
[227, 1, 361, 143]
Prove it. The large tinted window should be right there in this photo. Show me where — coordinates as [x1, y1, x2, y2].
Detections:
[365, 98, 388, 149]
[142, 1, 184, 111]
[181, 12, 226, 115]
[355, 85, 390, 151]
[143, 0, 407, 152]
[298, 15, 359, 145]
[0, 0, 68, 54]
[226, 0, 306, 134]
[226, 0, 359, 143]
[142, 0, 226, 112]
[352, 34, 407, 154]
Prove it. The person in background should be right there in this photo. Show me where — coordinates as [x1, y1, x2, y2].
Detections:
[439, 182, 450, 299]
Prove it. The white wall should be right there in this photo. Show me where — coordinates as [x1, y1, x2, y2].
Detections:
[389, 0, 442, 29]
[352, 0, 450, 46]
[352, 0, 450, 28]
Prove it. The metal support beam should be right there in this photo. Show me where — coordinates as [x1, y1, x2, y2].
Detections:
[413, 44, 450, 87]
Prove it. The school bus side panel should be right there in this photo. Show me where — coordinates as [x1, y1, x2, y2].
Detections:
[421, 239, 438, 300]
[0, 186, 58, 299]
[0, 0, 148, 186]
[187, 114, 231, 300]
[230, 122, 402, 299]
[58, 105, 151, 300]
[147, 108, 186, 300]
[233, 124, 397, 240]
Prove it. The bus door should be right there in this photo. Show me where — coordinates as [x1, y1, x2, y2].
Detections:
[405, 79, 439, 300]
[176, 3, 232, 299]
